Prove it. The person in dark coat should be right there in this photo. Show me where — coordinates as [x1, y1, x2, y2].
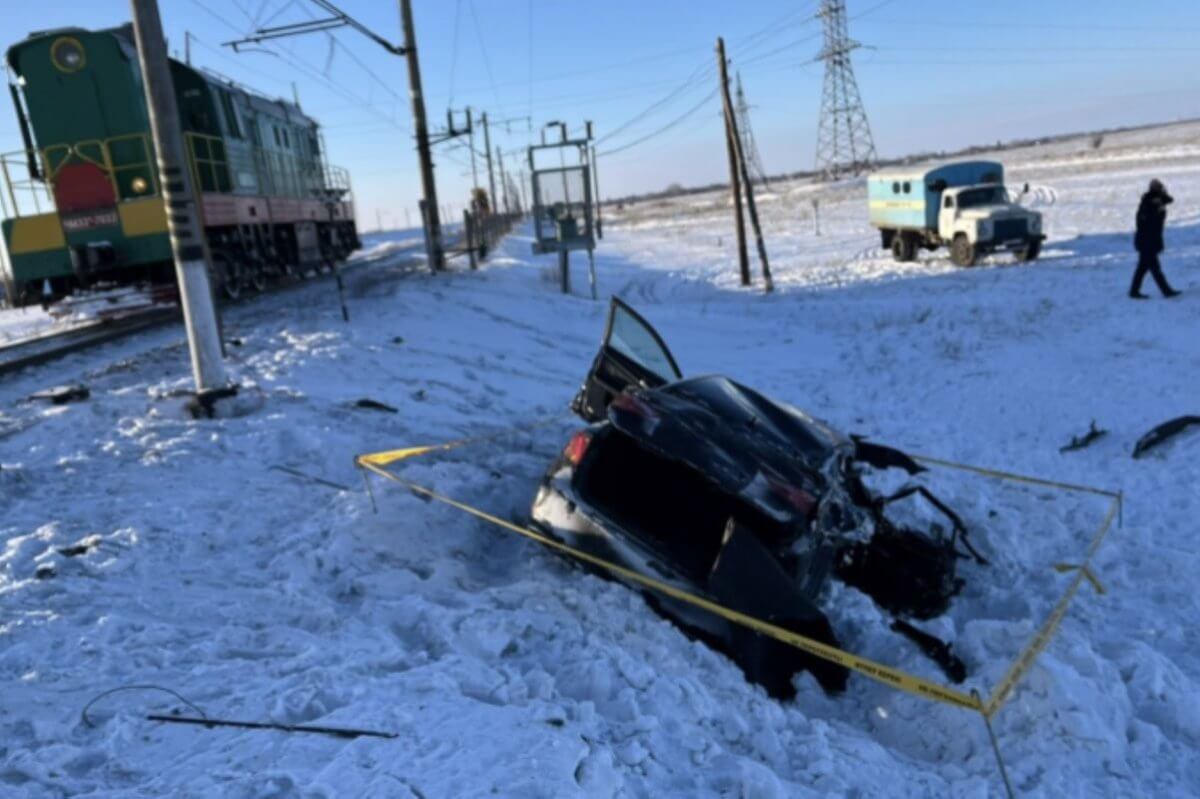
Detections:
[1130, 179, 1180, 299]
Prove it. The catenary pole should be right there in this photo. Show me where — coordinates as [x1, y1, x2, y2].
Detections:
[399, 0, 444, 270]
[129, 0, 229, 399]
[715, 37, 750, 287]
[467, 108, 479, 190]
[482, 112, 496, 211]
[496, 146, 510, 213]
[590, 144, 603, 239]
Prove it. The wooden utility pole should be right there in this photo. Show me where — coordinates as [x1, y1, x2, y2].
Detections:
[715, 38, 750, 287]
[482, 112, 497, 211]
[130, 0, 229, 402]
[399, 0, 444, 270]
[718, 37, 773, 292]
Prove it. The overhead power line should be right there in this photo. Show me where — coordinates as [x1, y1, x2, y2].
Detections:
[467, 0, 502, 107]
[599, 88, 719, 157]
[447, 0, 463, 105]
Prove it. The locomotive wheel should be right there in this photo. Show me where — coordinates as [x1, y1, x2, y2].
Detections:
[247, 258, 268, 292]
[213, 252, 242, 300]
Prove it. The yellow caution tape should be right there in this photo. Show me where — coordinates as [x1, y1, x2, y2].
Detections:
[1052, 563, 1106, 595]
[356, 454, 984, 712]
[355, 429, 1120, 720]
[982, 500, 1118, 718]
[358, 416, 571, 468]
[911, 453, 1122, 500]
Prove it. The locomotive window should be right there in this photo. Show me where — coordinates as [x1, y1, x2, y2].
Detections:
[219, 90, 242, 139]
[903, 181, 911, 193]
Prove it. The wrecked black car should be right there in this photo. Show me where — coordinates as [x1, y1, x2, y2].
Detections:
[530, 298, 984, 697]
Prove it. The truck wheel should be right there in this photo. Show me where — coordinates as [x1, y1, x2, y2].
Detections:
[1015, 239, 1041, 263]
[950, 234, 977, 267]
[891, 233, 916, 263]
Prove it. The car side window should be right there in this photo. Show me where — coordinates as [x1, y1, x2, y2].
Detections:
[943, 195, 955, 209]
[608, 305, 681, 383]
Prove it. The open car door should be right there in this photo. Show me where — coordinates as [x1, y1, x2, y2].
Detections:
[572, 297, 683, 422]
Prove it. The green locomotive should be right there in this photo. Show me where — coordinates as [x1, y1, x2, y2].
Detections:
[0, 24, 358, 306]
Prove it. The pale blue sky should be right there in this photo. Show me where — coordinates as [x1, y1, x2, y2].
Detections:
[3, 1, 1199, 228]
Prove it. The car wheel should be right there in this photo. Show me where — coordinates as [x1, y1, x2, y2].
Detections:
[1015, 239, 1041, 263]
[950, 234, 976, 267]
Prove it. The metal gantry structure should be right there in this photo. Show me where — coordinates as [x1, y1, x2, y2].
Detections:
[814, 0, 877, 179]
[734, 73, 768, 188]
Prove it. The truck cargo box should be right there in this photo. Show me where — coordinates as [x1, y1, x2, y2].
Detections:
[868, 161, 1004, 231]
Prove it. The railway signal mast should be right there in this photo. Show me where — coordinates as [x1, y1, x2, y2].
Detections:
[129, 0, 231, 408]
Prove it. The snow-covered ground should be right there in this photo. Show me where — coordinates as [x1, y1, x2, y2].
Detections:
[2, 124, 1199, 797]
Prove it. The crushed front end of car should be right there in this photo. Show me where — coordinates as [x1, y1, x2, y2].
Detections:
[531, 299, 984, 698]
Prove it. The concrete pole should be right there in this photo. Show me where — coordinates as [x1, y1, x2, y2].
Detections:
[482, 112, 496, 213]
[130, 0, 228, 397]
[399, 0, 444, 270]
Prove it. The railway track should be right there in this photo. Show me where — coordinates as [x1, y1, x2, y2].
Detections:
[0, 249, 420, 378]
[0, 306, 180, 377]
[0, 221, 514, 379]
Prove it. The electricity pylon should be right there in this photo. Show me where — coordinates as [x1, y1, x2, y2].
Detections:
[815, 0, 877, 179]
[734, 73, 768, 188]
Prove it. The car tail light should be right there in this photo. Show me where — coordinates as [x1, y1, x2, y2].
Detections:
[768, 478, 818, 519]
[563, 430, 592, 466]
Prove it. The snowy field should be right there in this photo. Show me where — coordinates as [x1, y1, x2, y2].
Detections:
[2, 122, 1199, 797]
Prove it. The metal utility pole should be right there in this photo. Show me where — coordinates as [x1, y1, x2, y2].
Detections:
[482, 112, 496, 211]
[130, 0, 229, 400]
[719, 37, 773, 292]
[815, 0, 877, 179]
[715, 38, 749, 287]
[398, 0, 445, 269]
[466, 108, 479, 190]
[735, 73, 768, 187]
[590, 144, 603, 239]
[496, 146, 509, 213]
